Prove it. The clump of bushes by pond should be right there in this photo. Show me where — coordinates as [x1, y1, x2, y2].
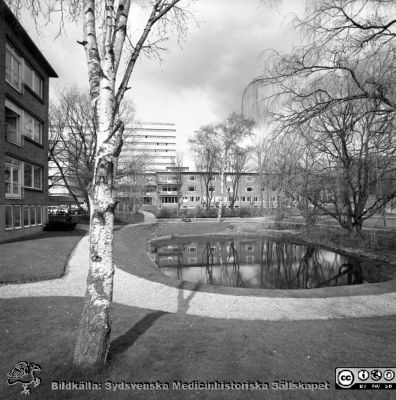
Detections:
[155, 206, 272, 219]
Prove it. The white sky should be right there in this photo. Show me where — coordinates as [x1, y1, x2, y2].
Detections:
[21, 0, 306, 168]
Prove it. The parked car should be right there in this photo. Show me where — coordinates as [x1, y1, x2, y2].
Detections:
[44, 214, 78, 231]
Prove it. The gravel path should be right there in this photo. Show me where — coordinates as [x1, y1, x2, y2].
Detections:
[1, 214, 396, 321]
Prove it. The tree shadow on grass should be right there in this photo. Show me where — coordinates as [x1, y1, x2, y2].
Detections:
[107, 311, 169, 363]
[107, 282, 202, 364]
[177, 281, 202, 314]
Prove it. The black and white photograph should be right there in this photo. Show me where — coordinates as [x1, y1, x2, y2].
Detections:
[0, 0, 395, 399]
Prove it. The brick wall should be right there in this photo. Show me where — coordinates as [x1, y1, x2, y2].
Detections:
[0, 3, 56, 242]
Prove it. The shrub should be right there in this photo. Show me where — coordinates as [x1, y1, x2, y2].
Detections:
[239, 207, 252, 218]
[157, 207, 177, 219]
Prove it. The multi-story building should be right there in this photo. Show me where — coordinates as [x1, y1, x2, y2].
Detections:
[0, 1, 58, 242]
[119, 122, 177, 172]
[117, 170, 281, 211]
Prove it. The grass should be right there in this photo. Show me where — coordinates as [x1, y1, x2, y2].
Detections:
[114, 222, 234, 285]
[0, 226, 89, 284]
[1, 219, 395, 399]
[1, 296, 395, 400]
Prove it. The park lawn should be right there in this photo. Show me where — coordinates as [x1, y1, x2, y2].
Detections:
[1, 296, 395, 400]
[0, 226, 88, 283]
[114, 222, 234, 284]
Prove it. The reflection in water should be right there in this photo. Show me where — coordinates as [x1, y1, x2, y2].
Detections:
[150, 237, 378, 289]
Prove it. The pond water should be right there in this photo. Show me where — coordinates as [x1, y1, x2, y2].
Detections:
[149, 236, 390, 290]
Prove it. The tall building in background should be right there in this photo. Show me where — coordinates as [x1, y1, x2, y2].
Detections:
[0, 0, 57, 242]
[119, 122, 177, 172]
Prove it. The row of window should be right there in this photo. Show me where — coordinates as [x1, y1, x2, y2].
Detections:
[5, 99, 43, 145]
[160, 186, 178, 192]
[183, 196, 201, 202]
[159, 255, 255, 265]
[233, 196, 260, 202]
[131, 141, 175, 146]
[157, 196, 276, 204]
[179, 195, 260, 203]
[5, 156, 43, 198]
[160, 196, 178, 204]
[185, 176, 255, 183]
[6, 42, 43, 97]
[5, 205, 45, 230]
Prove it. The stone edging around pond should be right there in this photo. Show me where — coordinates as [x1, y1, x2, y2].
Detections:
[146, 227, 396, 299]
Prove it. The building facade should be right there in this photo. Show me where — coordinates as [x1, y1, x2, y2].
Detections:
[119, 122, 177, 172]
[0, 1, 57, 242]
[117, 170, 280, 211]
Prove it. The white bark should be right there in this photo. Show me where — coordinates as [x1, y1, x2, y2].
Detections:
[217, 166, 225, 223]
[73, 0, 188, 371]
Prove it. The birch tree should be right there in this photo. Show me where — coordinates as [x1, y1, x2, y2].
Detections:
[189, 125, 219, 211]
[227, 145, 251, 212]
[6, 0, 193, 370]
[214, 113, 254, 222]
[172, 152, 185, 216]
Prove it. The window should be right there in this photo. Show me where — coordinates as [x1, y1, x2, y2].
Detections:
[34, 166, 42, 188]
[24, 163, 42, 190]
[5, 156, 22, 198]
[162, 186, 177, 193]
[246, 187, 253, 192]
[209, 186, 215, 191]
[189, 196, 194, 202]
[188, 247, 197, 254]
[23, 112, 42, 144]
[43, 206, 47, 224]
[30, 206, 36, 226]
[24, 205, 30, 227]
[253, 197, 258, 202]
[241, 197, 246, 202]
[246, 255, 254, 263]
[195, 196, 200, 202]
[5, 43, 22, 91]
[14, 206, 21, 229]
[188, 257, 197, 265]
[37, 205, 42, 225]
[245, 244, 254, 252]
[25, 63, 43, 97]
[5, 206, 13, 229]
[187, 186, 196, 192]
[5, 100, 22, 146]
[247, 197, 252, 202]
[189, 175, 196, 181]
[246, 176, 254, 182]
[161, 196, 178, 204]
[24, 163, 32, 188]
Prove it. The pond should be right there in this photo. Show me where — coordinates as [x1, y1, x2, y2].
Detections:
[149, 236, 390, 290]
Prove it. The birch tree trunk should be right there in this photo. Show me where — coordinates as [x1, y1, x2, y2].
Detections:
[73, 0, 121, 369]
[72, 0, 186, 370]
[217, 166, 225, 223]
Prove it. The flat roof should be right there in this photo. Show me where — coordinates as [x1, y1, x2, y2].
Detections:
[1, 0, 58, 77]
